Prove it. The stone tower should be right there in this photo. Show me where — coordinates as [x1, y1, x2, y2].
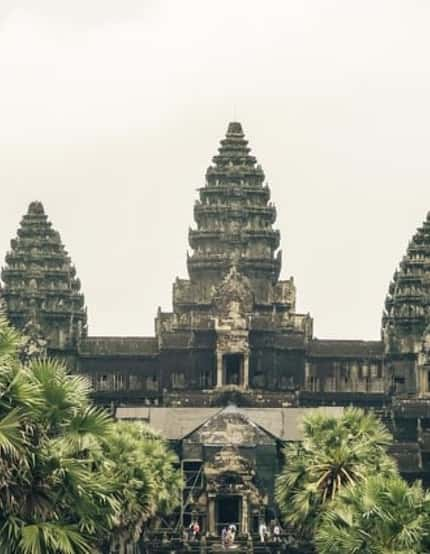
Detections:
[382, 212, 430, 393]
[1, 201, 87, 351]
[179, 121, 298, 312]
[188, 121, 281, 296]
[156, 122, 312, 392]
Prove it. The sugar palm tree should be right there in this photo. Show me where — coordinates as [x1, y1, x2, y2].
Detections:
[0, 321, 116, 553]
[134, 423, 183, 516]
[275, 408, 396, 537]
[316, 475, 430, 554]
[103, 421, 183, 551]
[0, 311, 182, 553]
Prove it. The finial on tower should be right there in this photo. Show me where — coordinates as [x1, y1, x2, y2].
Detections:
[226, 121, 244, 137]
[28, 201, 45, 215]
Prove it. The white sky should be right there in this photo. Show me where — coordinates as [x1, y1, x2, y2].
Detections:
[1, 0, 430, 340]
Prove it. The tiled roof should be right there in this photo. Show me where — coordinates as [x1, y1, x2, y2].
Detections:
[115, 406, 343, 441]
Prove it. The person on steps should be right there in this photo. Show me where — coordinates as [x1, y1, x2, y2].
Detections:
[259, 521, 268, 543]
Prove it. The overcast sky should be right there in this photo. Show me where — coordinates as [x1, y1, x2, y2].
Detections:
[1, 1, 430, 340]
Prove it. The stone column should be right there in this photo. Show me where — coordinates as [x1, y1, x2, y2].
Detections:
[243, 352, 249, 389]
[417, 360, 430, 395]
[417, 365, 425, 395]
[241, 495, 249, 535]
[208, 494, 216, 536]
[216, 352, 223, 388]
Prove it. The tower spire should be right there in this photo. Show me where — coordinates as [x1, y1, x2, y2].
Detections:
[1, 201, 87, 349]
[187, 122, 281, 289]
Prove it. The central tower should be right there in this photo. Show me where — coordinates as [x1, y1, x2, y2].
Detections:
[156, 122, 312, 393]
[188, 121, 281, 300]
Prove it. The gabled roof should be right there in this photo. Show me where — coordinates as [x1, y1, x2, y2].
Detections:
[184, 405, 276, 446]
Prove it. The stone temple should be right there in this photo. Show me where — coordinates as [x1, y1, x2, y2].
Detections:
[3, 122, 430, 535]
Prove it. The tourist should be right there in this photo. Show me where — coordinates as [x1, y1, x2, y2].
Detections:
[221, 526, 228, 549]
[225, 527, 232, 547]
[272, 522, 282, 543]
[189, 520, 200, 541]
[193, 520, 200, 540]
[259, 521, 268, 543]
[225, 524, 236, 547]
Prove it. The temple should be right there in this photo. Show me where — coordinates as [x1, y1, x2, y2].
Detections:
[2, 122, 430, 536]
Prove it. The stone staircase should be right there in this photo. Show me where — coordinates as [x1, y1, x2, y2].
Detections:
[139, 533, 312, 553]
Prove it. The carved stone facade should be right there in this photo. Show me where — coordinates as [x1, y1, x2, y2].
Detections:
[180, 407, 275, 535]
[4, 122, 430, 531]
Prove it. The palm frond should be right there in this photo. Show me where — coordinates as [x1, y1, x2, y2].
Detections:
[0, 315, 22, 361]
[20, 522, 93, 554]
[0, 408, 26, 457]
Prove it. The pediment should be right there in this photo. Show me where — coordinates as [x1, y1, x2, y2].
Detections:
[184, 407, 275, 447]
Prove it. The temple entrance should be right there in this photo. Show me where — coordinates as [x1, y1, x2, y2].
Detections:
[216, 495, 241, 535]
[223, 354, 243, 386]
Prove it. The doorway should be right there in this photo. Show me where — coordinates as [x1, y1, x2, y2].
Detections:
[223, 354, 243, 386]
[216, 495, 241, 535]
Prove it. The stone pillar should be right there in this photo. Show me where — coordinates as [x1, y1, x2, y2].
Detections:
[216, 352, 223, 388]
[241, 495, 249, 535]
[417, 366, 424, 395]
[417, 359, 430, 395]
[208, 494, 216, 536]
[243, 352, 249, 389]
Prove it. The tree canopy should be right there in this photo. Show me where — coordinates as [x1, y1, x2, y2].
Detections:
[316, 475, 430, 554]
[276, 407, 430, 553]
[0, 314, 182, 553]
[275, 408, 396, 537]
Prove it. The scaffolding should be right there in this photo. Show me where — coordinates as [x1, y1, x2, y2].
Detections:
[177, 459, 204, 532]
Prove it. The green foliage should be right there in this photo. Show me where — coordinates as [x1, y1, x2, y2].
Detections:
[103, 422, 183, 549]
[19, 523, 92, 554]
[316, 475, 430, 554]
[275, 408, 396, 536]
[0, 314, 182, 553]
[0, 313, 21, 360]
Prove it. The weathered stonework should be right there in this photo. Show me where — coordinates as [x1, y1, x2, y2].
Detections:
[381, 213, 430, 396]
[1, 201, 87, 352]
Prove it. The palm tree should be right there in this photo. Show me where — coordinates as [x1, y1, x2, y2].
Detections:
[275, 408, 396, 537]
[0, 319, 116, 553]
[134, 423, 183, 516]
[102, 421, 183, 552]
[0, 313, 182, 553]
[315, 475, 430, 554]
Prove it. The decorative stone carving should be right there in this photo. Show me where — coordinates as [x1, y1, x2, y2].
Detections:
[212, 266, 253, 330]
[20, 317, 48, 362]
[205, 446, 253, 480]
[204, 446, 264, 507]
